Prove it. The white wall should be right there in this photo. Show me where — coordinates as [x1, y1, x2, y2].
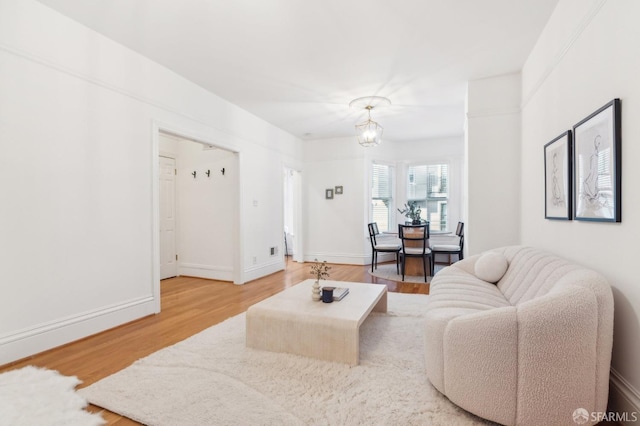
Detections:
[466, 73, 522, 255]
[303, 138, 368, 264]
[302, 135, 465, 264]
[159, 134, 238, 281]
[240, 142, 293, 280]
[0, 0, 300, 365]
[521, 0, 640, 415]
[178, 143, 237, 281]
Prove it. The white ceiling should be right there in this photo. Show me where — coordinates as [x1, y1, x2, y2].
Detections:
[36, 0, 558, 143]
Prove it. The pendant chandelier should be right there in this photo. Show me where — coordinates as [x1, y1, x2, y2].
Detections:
[349, 96, 391, 147]
[355, 106, 383, 147]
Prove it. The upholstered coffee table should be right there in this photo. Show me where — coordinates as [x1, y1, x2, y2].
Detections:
[246, 279, 387, 365]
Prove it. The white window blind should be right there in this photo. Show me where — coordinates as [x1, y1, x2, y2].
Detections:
[371, 164, 394, 232]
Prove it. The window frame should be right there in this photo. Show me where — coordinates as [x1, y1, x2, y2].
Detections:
[405, 162, 450, 231]
[369, 161, 396, 233]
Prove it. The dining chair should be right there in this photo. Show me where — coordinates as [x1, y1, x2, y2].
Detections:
[431, 221, 464, 266]
[367, 222, 401, 273]
[398, 224, 433, 282]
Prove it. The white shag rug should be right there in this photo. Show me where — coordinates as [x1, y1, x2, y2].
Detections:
[0, 366, 105, 426]
[80, 292, 493, 426]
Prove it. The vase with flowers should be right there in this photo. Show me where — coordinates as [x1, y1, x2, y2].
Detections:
[310, 259, 331, 301]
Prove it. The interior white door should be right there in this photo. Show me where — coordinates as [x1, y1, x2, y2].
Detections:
[159, 156, 177, 279]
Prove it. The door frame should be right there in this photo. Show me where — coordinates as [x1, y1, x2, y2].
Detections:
[282, 165, 304, 263]
[151, 120, 244, 311]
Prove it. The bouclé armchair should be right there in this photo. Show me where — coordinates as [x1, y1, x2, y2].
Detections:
[424, 246, 614, 426]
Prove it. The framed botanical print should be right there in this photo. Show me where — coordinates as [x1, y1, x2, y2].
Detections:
[544, 131, 572, 220]
[572, 99, 621, 222]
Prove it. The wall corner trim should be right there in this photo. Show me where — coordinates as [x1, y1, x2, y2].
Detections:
[521, 0, 608, 109]
[609, 367, 640, 416]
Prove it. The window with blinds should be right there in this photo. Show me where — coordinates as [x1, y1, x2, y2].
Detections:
[407, 164, 449, 230]
[371, 163, 394, 232]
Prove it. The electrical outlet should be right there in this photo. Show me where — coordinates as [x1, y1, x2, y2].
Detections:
[270, 247, 278, 256]
[252, 256, 257, 265]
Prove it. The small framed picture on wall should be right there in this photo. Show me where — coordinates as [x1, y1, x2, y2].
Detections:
[544, 131, 572, 220]
[325, 188, 334, 199]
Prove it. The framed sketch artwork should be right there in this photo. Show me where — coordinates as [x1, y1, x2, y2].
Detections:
[325, 188, 334, 199]
[572, 99, 621, 222]
[544, 131, 572, 220]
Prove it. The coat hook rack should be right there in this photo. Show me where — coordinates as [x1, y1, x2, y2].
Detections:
[221, 168, 225, 176]
[191, 171, 197, 179]
[205, 170, 211, 178]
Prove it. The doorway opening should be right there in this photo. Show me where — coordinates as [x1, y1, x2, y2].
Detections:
[283, 167, 303, 263]
[157, 129, 240, 285]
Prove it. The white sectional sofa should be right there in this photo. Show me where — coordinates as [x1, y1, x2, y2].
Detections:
[425, 246, 614, 426]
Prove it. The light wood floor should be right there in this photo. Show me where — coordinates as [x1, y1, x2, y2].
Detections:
[0, 260, 618, 426]
[0, 260, 427, 425]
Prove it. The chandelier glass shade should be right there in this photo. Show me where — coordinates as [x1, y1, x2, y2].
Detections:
[349, 96, 390, 147]
[355, 106, 383, 147]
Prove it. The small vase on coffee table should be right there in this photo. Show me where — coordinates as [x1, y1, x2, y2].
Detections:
[312, 280, 321, 301]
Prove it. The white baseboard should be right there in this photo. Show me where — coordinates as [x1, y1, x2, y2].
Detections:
[366, 252, 396, 265]
[242, 259, 285, 284]
[609, 368, 640, 421]
[179, 263, 234, 282]
[0, 296, 157, 366]
[304, 252, 368, 265]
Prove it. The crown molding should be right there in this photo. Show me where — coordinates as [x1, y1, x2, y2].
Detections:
[521, 0, 608, 109]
